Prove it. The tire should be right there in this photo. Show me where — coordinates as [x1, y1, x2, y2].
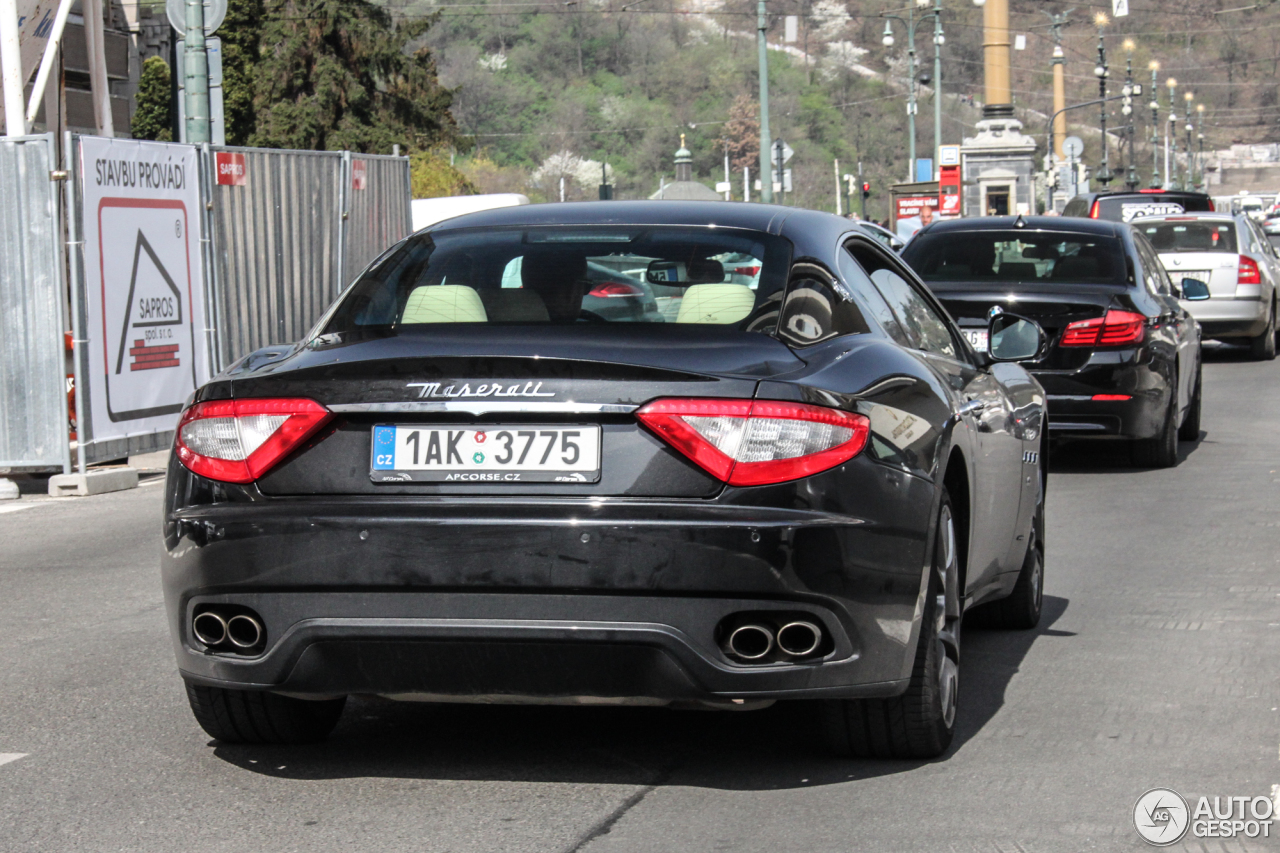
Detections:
[819, 492, 959, 759]
[1177, 360, 1202, 442]
[971, 512, 1043, 630]
[184, 681, 346, 744]
[1131, 392, 1179, 469]
[1249, 302, 1276, 361]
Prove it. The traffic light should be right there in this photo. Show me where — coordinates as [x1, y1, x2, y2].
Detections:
[862, 182, 871, 199]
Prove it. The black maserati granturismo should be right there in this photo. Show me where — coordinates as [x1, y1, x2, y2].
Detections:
[163, 201, 1048, 759]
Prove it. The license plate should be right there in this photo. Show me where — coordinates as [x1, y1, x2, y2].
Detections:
[962, 329, 989, 352]
[371, 425, 601, 483]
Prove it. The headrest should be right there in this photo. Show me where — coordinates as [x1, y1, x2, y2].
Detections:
[675, 284, 756, 324]
[401, 285, 487, 323]
[480, 288, 551, 323]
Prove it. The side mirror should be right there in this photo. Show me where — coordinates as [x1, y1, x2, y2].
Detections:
[1181, 277, 1211, 301]
[988, 313, 1046, 362]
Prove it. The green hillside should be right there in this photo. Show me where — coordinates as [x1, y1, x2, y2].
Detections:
[395, 0, 1280, 211]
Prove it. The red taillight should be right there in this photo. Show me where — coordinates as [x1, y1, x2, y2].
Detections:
[1089, 199, 1101, 218]
[635, 398, 870, 486]
[175, 398, 331, 483]
[733, 266, 761, 277]
[588, 281, 645, 298]
[1238, 255, 1261, 285]
[1060, 310, 1147, 347]
[1092, 394, 1132, 401]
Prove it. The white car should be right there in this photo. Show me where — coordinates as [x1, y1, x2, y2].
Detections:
[1135, 212, 1280, 360]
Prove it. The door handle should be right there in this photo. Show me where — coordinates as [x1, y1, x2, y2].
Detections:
[959, 399, 986, 416]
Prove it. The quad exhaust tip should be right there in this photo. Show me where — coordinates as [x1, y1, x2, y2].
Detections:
[226, 614, 263, 649]
[775, 621, 822, 657]
[192, 612, 228, 647]
[726, 624, 774, 660]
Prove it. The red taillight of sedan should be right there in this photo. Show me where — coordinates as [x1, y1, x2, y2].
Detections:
[1060, 310, 1146, 347]
[1238, 255, 1262, 285]
[176, 398, 332, 483]
[636, 398, 870, 486]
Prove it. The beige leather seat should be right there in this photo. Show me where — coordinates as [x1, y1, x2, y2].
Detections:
[401, 285, 487, 323]
[675, 284, 755, 325]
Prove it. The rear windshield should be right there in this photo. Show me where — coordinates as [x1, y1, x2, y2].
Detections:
[1097, 195, 1213, 222]
[323, 226, 791, 335]
[1136, 220, 1238, 254]
[903, 231, 1128, 285]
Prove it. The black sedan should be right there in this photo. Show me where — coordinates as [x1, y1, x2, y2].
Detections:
[902, 216, 1203, 468]
[163, 201, 1047, 759]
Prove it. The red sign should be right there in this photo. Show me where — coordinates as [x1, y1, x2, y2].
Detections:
[896, 195, 938, 221]
[939, 164, 961, 217]
[214, 152, 246, 186]
[351, 159, 367, 190]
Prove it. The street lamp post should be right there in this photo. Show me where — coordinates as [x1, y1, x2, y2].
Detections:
[882, 0, 944, 184]
[1122, 40, 1139, 190]
[1166, 77, 1178, 190]
[1184, 91, 1195, 191]
[1094, 12, 1112, 186]
[1196, 103, 1205, 189]
[1149, 61, 1160, 188]
[757, 0, 773, 204]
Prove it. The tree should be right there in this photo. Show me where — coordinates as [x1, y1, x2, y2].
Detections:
[244, 0, 461, 153]
[220, 0, 263, 145]
[131, 56, 173, 142]
[722, 94, 759, 174]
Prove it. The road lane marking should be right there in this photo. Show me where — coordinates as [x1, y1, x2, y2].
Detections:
[0, 754, 27, 767]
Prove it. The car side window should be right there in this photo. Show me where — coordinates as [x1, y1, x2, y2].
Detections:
[1132, 234, 1169, 296]
[777, 263, 870, 346]
[837, 244, 913, 347]
[845, 241, 959, 359]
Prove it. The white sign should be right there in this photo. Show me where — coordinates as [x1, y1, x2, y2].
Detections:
[784, 15, 798, 43]
[772, 140, 794, 164]
[79, 137, 210, 442]
[0, 0, 56, 116]
[1014, 34, 1026, 51]
[939, 144, 961, 166]
[1112, 0, 1129, 16]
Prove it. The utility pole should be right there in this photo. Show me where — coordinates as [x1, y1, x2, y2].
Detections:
[1195, 103, 1205, 189]
[1149, 61, 1160, 188]
[1047, 10, 1072, 160]
[931, 0, 943, 177]
[1165, 77, 1177, 190]
[757, 0, 773, 203]
[1094, 12, 1112, 186]
[0, 0, 24, 135]
[1122, 40, 1138, 190]
[858, 160, 866, 219]
[184, 0, 211, 142]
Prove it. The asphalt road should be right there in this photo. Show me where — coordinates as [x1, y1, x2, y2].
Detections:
[2, 344, 1278, 853]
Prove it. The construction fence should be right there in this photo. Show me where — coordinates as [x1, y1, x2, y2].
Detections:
[0, 134, 411, 474]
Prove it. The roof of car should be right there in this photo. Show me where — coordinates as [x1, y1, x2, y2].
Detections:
[915, 215, 1124, 238]
[425, 200, 823, 236]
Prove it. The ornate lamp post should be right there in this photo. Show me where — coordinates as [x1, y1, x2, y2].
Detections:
[1166, 77, 1178, 190]
[1122, 39, 1139, 190]
[1149, 60, 1160, 188]
[1184, 91, 1195, 191]
[882, 0, 944, 183]
[1195, 103, 1205, 189]
[1094, 12, 1112, 186]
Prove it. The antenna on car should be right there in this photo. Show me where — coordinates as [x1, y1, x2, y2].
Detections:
[1013, 214, 1027, 228]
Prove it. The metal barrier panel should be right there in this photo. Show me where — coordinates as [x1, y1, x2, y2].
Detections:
[342, 153, 412, 286]
[0, 135, 70, 473]
[206, 146, 344, 370]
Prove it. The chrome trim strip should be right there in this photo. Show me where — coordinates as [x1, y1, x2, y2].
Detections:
[329, 401, 638, 415]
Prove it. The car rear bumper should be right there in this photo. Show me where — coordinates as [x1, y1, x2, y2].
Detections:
[163, 487, 935, 702]
[1187, 297, 1268, 339]
[1032, 353, 1170, 440]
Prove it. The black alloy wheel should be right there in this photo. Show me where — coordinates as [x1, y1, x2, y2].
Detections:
[1131, 390, 1179, 469]
[1250, 300, 1277, 361]
[818, 490, 960, 759]
[1178, 359, 1202, 442]
[185, 682, 346, 744]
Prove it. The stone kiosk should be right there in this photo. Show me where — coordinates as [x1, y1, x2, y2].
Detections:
[961, 112, 1038, 216]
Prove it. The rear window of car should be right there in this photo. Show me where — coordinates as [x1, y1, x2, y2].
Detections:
[323, 226, 791, 334]
[1136, 220, 1238, 254]
[903, 231, 1128, 285]
[1096, 194, 1213, 222]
